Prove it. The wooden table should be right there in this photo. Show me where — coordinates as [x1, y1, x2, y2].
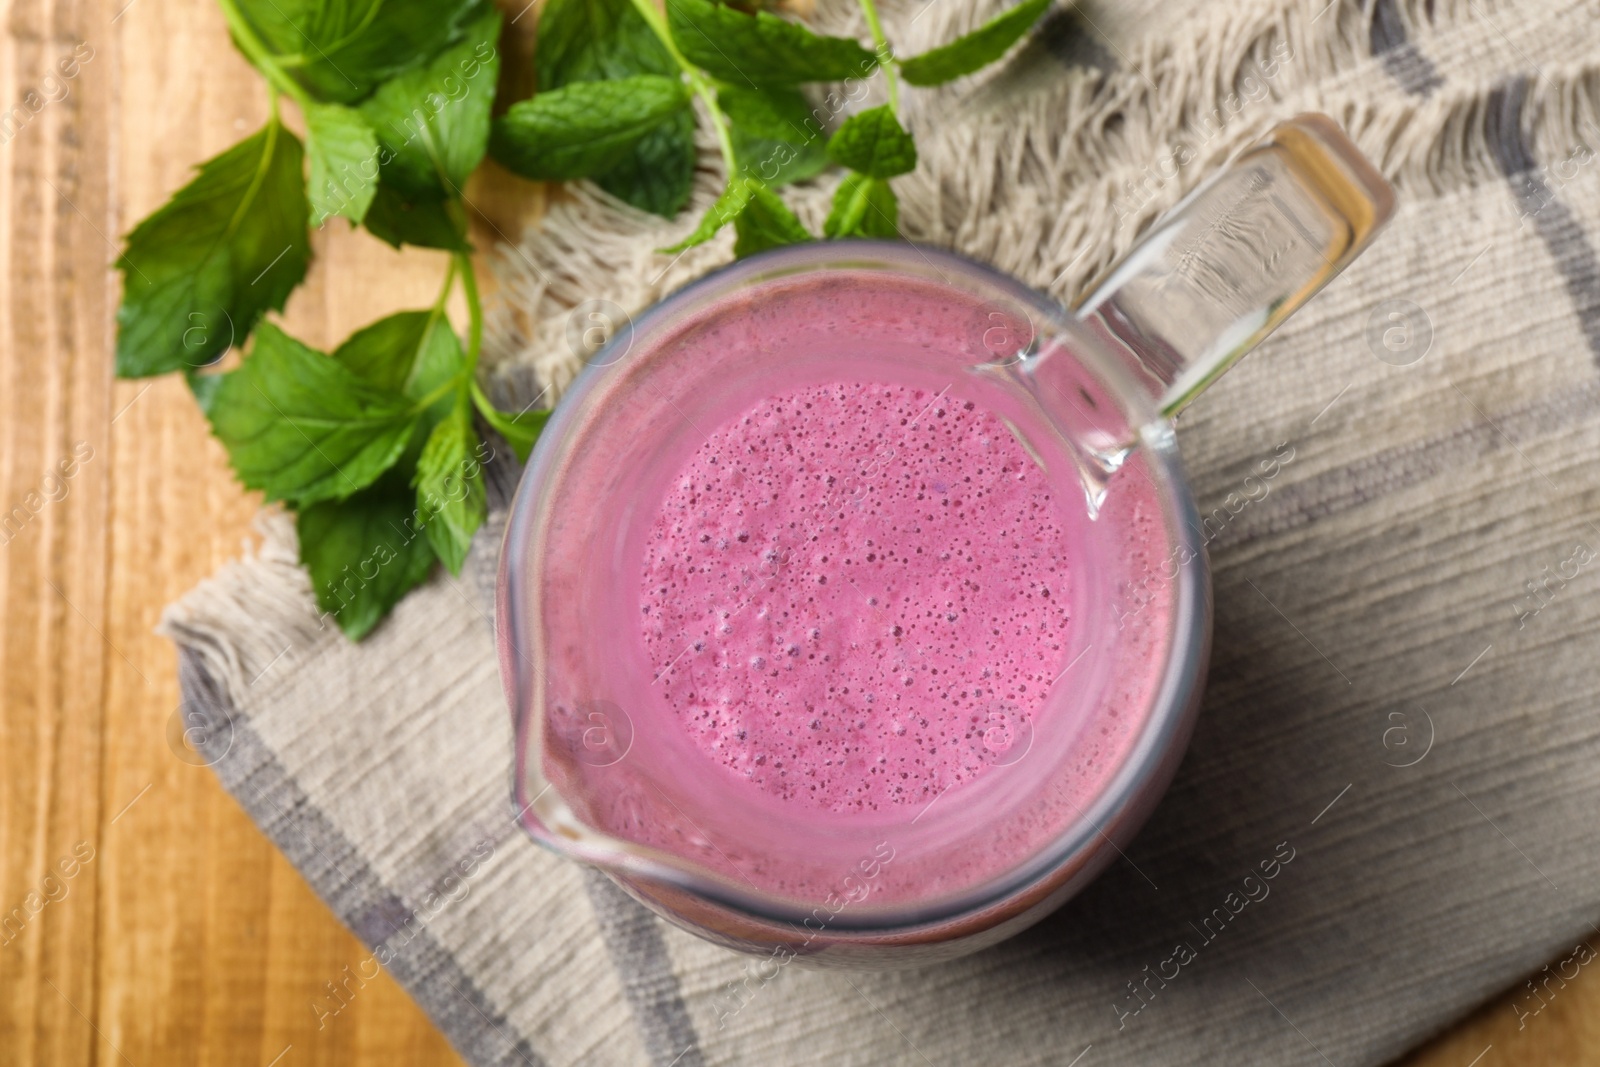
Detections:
[0, 0, 1592, 1063]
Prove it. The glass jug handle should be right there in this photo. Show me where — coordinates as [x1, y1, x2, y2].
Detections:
[1075, 113, 1397, 419]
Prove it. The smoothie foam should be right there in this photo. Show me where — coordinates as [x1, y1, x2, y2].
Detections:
[640, 381, 1072, 814]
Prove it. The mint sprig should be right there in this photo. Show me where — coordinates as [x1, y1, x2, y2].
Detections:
[116, 0, 1056, 638]
[490, 0, 1052, 260]
[117, 0, 538, 638]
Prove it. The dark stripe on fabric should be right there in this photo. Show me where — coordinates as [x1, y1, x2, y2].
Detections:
[1033, 5, 1118, 73]
[1214, 379, 1600, 550]
[1486, 77, 1600, 364]
[180, 649, 549, 1067]
[582, 870, 707, 1067]
[1369, 0, 1444, 97]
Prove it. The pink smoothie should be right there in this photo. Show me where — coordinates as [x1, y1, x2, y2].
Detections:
[640, 380, 1074, 813]
[531, 268, 1181, 906]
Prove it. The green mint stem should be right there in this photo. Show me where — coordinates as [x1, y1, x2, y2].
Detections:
[214, 0, 312, 108]
[468, 378, 502, 421]
[433, 256, 458, 316]
[687, 73, 738, 177]
[432, 251, 485, 422]
[625, 0, 739, 175]
[455, 252, 483, 375]
[856, 0, 900, 111]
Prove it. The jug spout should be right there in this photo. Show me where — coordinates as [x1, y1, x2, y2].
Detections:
[1075, 113, 1396, 421]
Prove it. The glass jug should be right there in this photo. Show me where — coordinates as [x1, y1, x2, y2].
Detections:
[497, 114, 1394, 966]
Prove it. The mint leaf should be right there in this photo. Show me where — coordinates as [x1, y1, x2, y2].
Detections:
[329, 310, 465, 595]
[898, 0, 1052, 86]
[305, 102, 380, 225]
[206, 322, 420, 506]
[334, 307, 463, 497]
[362, 181, 470, 251]
[472, 388, 548, 464]
[667, 0, 878, 85]
[115, 121, 309, 378]
[333, 308, 462, 405]
[361, 7, 503, 198]
[720, 87, 821, 143]
[733, 181, 811, 258]
[230, 0, 488, 104]
[414, 400, 487, 574]
[533, 0, 694, 216]
[722, 86, 828, 187]
[660, 179, 755, 253]
[825, 172, 899, 238]
[490, 75, 690, 181]
[537, 0, 675, 87]
[826, 106, 917, 178]
[187, 369, 226, 416]
[594, 112, 697, 217]
[298, 470, 438, 640]
[733, 127, 827, 187]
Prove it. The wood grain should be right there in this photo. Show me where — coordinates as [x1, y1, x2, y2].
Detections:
[0, 0, 1589, 1064]
[1, 0, 465, 1062]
